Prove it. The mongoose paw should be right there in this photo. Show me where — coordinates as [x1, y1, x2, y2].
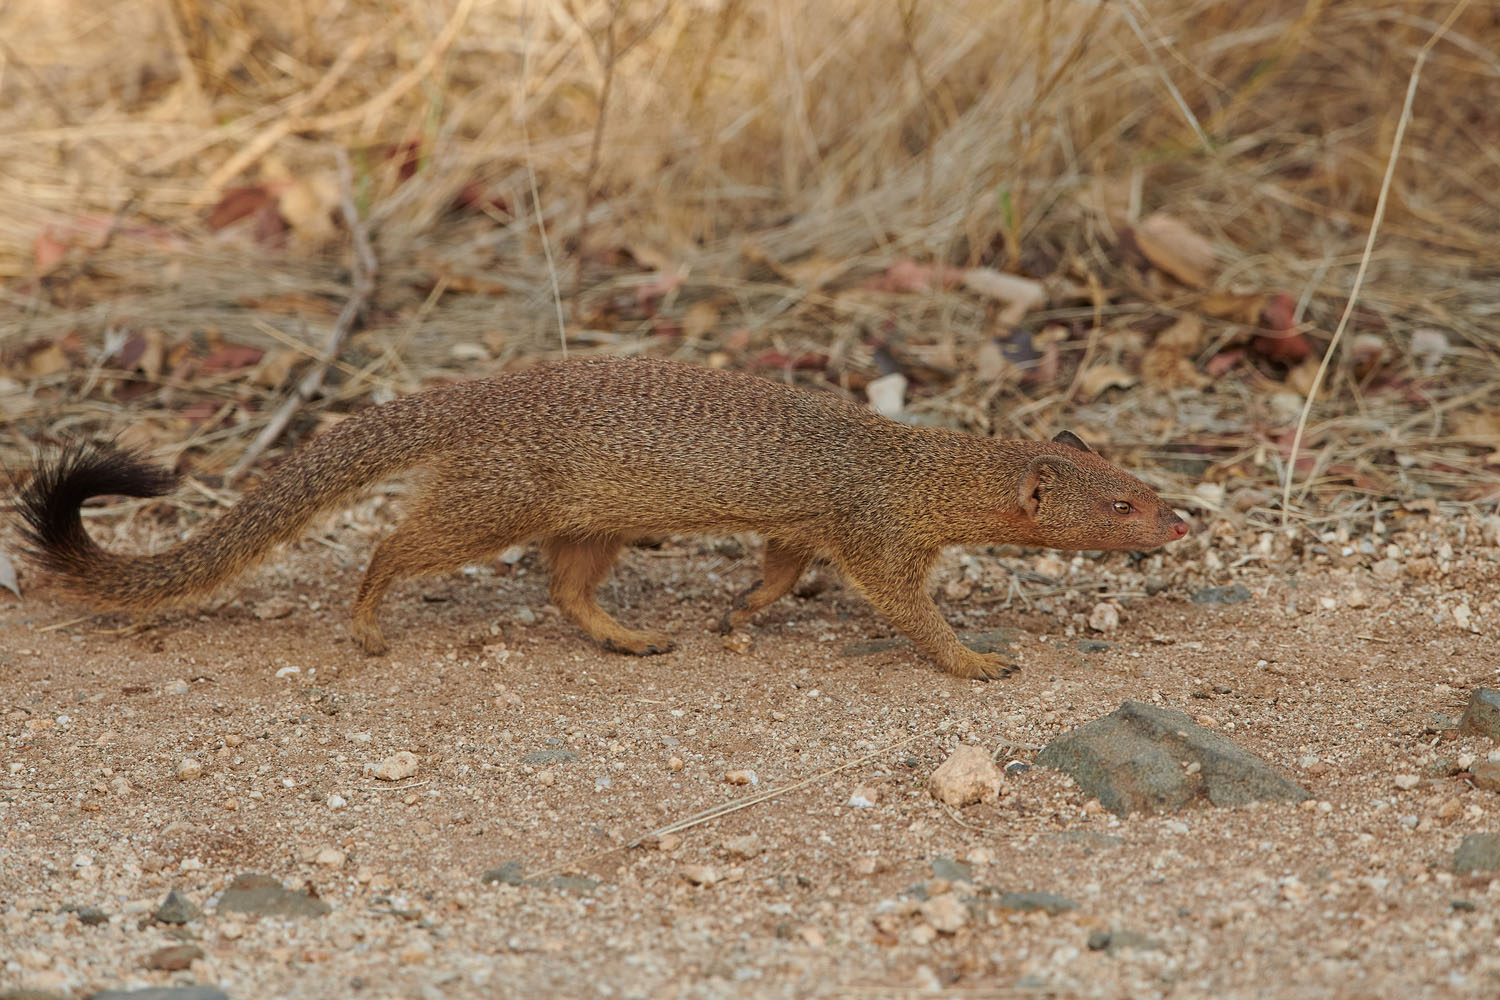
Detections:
[602, 631, 677, 656]
[352, 624, 390, 656]
[943, 652, 1018, 682]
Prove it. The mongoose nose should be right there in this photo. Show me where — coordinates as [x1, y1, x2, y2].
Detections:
[1170, 520, 1189, 540]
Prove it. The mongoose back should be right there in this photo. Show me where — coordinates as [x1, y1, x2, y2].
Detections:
[16, 357, 1188, 679]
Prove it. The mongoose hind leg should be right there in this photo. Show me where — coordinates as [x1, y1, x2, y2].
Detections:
[543, 536, 675, 655]
[719, 539, 815, 634]
[836, 545, 1014, 681]
[352, 506, 526, 655]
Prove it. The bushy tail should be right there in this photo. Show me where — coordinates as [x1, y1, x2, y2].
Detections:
[16, 396, 441, 611]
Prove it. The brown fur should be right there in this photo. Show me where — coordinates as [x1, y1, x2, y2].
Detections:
[14, 357, 1188, 679]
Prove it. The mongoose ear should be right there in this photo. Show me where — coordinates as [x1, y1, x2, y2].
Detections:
[1018, 455, 1078, 516]
[1052, 430, 1093, 453]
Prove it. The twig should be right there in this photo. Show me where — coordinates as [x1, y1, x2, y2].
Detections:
[523, 725, 946, 882]
[1279, 0, 1471, 523]
[226, 149, 377, 483]
[518, 5, 569, 359]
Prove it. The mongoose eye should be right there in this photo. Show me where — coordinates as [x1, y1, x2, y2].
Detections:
[1113, 501, 1134, 515]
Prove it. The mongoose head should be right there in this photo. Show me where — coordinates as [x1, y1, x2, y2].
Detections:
[1017, 431, 1189, 551]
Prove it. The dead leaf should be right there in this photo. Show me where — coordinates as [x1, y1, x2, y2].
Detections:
[1410, 329, 1450, 375]
[208, 186, 277, 230]
[34, 228, 69, 275]
[862, 258, 962, 294]
[1142, 315, 1208, 390]
[963, 268, 1046, 326]
[26, 343, 70, 378]
[682, 301, 720, 340]
[278, 172, 341, 245]
[1133, 213, 1217, 288]
[1452, 410, 1500, 448]
[199, 344, 265, 374]
[1198, 290, 1266, 325]
[252, 349, 300, 388]
[1077, 363, 1137, 399]
[0, 548, 19, 598]
[1284, 356, 1325, 397]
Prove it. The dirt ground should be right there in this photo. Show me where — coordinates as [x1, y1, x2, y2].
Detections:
[3, 499, 1500, 1000]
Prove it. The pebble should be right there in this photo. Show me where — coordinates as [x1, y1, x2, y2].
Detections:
[928, 745, 1003, 807]
[657, 834, 683, 852]
[722, 835, 762, 859]
[1459, 688, 1500, 741]
[253, 597, 296, 620]
[371, 751, 419, 781]
[1453, 834, 1500, 874]
[143, 943, 204, 971]
[216, 872, 331, 918]
[1087, 602, 1121, 633]
[919, 893, 968, 933]
[847, 786, 879, 808]
[1471, 761, 1500, 792]
[536, 769, 556, 787]
[908, 923, 937, 946]
[681, 864, 719, 886]
[667, 756, 684, 771]
[314, 846, 346, 867]
[1393, 774, 1420, 790]
[1371, 558, 1401, 581]
[1087, 929, 1162, 953]
[798, 926, 825, 948]
[327, 793, 347, 810]
[153, 890, 201, 925]
[994, 892, 1080, 915]
[725, 769, 758, 785]
[520, 748, 580, 766]
[1189, 585, 1251, 605]
[175, 757, 204, 781]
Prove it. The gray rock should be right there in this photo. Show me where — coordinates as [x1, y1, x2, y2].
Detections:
[994, 892, 1079, 915]
[1045, 830, 1124, 851]
[520, 748, 580, 766]
[88, 990, 229, 1000]
[152, 890, 200, 925]
[143, 944, 204, 971]
[479, 860, 598, 892]
[3, 991, 69, 1000]
[930, 857, 973, 883]
[1189, 585, 1251, 605]
[1453, 833, 1500, 873]
[216, 873, 330, 918]
[481, 860, 527, 886]
[1459, 688, 1500, 741]
[1087, 929, 1161, 953]
[1077, 640, 1114, 654]
[1036, 701, 1311, 816]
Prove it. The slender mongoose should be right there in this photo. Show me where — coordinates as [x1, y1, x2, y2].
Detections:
[16, 357, 1188, 679]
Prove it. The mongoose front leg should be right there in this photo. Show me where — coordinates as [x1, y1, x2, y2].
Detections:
[719, 539, 815, 634]
[837, 547, 1014, 681]
[543, 536, 675, 655]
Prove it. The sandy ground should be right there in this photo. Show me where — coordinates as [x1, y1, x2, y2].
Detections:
[2, 498, 1500, 1000]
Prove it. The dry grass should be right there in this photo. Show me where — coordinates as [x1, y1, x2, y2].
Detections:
[3, 0, 1499, 529]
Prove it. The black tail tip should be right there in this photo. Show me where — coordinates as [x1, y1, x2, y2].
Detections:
[15, 442, 178, 558]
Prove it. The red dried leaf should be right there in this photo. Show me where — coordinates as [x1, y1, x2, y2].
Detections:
[199, 344, 266, 374]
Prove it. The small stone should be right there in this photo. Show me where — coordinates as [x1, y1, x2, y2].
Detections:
[224, 734, 243, 748]
[520, 748, 579, 767]
[994, 892, 1080, 915]
[847, 785, 879, 808]
[1345, 588, 1368, 608]
[928, 745, 1003, 807]
[798, 925, 825, 948]
[667, 756, 684, 771]
[253, 597, 296, 620]
[326, 794, 347, 810]
[1459, 689, 1500, 741]
[657, 834, 683, 852]
[681, 864, 719, 886]
[1371, 558, 1401, 582]
[480, 861, 527, 886]
[1393, 773, 1420, 790]
[1087, 602, 1121, 633]
[1189, 585, 1251, 606]
[314, 846, 346, 867]
[725, 769, 758, 786]
[372, 751, 419, 781]
[1453, 833, 1500, 874]
[1087, 929, 1162, 953]
[1437, 797, 1464, 821]
[919, 893, 968, 933]
[153, 890, 200, 925]
[721, 631, 753, 654]
[536, 769, 556, 786]
[723, 835, 762, 859]
[216, 872, 331, 918]
[1470, 761, 1500, 793]
[220, 919, 245, 940]
[966, 847, 995, 867]
[143, 943, 204, 971]
[930, 857, 973, 883]
[176, 757, 204, 781]
[75, 905, 109, 926]
[908, 923, 938, 946]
